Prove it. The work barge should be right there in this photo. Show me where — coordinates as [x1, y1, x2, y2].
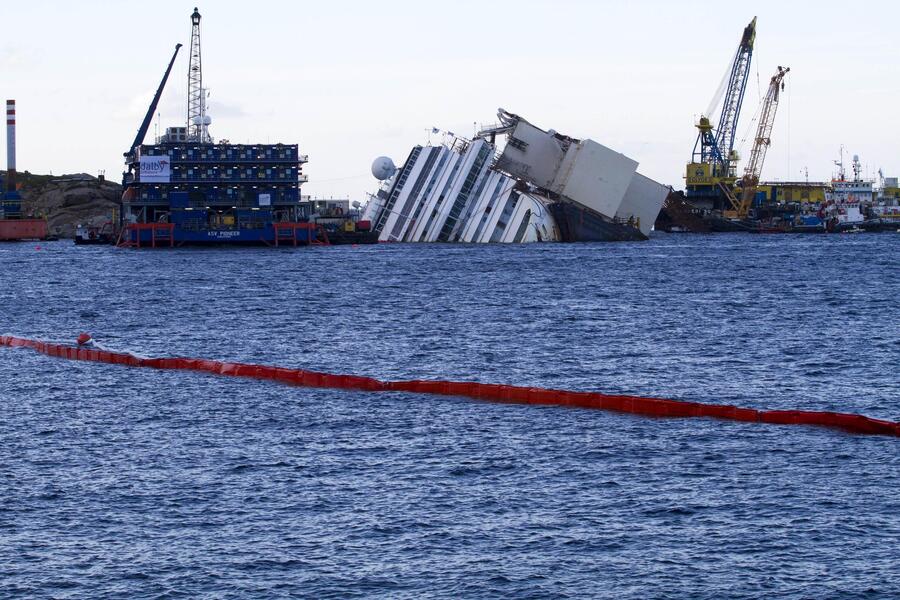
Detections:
[119, 8, 329, 247]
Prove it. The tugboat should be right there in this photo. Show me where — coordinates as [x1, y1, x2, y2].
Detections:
[74, 222, 116, 245]
[304, 199, 378, 244]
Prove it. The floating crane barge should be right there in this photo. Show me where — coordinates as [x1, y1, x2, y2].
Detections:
[119, 8, 318, 247]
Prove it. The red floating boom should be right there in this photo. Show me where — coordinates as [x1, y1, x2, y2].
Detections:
[1, 334, 898, 437]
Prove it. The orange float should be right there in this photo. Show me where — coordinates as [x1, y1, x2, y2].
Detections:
[1, 334, 897, 437]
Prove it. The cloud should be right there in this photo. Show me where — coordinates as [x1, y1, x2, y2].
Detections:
[0, 47, 35, 69]
[208, 100, 246, 118]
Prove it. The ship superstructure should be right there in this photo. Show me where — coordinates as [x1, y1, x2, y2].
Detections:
[363, 109, 668, 243]
[820, 151, 875, 227]
[119, 8, 315, 246]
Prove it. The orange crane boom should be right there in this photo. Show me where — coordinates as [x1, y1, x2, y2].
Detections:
[723, 65, 790, 219]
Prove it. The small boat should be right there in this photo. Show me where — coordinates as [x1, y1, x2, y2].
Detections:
[74, 223, 116, 245]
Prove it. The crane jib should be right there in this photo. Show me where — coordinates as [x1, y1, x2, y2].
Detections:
[713, 21, 755, 166]
[128, 43, 183, 155]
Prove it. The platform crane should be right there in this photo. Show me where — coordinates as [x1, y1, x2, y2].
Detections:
[121, 42, 182, 217]
[685, 17, 756, 207]
[125, 44, 183, 163]
[722, 66, 790, 219]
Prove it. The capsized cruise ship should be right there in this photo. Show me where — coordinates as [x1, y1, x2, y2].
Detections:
[362, 109, 669, 243]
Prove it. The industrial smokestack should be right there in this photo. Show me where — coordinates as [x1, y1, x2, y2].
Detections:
[6, 99, 15, 193]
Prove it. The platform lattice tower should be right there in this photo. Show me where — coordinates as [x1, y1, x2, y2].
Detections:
[187, 7, 208, 142]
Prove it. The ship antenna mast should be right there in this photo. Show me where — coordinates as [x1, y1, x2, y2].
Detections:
[187, 7, 211, 143]
[833, 145, 845, 181]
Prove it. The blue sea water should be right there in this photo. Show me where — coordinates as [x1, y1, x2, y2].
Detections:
[1, 233, 898, 599]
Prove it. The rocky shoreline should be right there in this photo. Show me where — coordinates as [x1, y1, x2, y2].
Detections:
[3, 171, 121, 238]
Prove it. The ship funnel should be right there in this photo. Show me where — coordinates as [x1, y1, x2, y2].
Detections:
[6, 99, 16, 193]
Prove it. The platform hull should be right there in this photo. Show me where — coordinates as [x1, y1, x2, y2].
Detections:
[0, 219, 48, 241]
[121, 224, 319, 247]
[324, 230, 379, 245]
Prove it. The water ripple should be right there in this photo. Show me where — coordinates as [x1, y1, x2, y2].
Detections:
[0, 234, 898, 598]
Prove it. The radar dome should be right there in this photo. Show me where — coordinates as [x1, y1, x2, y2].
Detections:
[371, 156, 397, 180]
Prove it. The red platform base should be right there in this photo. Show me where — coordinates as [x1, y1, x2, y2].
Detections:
[0, 219, 48, 241]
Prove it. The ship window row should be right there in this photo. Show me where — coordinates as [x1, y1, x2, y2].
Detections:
[135, 187, 300, 204]
[375, 146, 421, 231]
[405, 150, 451, 238]
[437, 145, 492, 242]
[137, 183, 300, 190]
[489, 192, 520, 242]
[451, 159, 495, 242]
[388, 147, 440, 240]
[417, 157, 463, 240]
[470, 177, 508, 242]
[174, 166, 299, 178]
[142, 146, 300, 161]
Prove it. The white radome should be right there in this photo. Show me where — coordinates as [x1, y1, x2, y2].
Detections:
[372, 156, 397, 180]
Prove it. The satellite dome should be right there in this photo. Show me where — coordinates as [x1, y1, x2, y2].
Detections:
[371, 156, 397, 180]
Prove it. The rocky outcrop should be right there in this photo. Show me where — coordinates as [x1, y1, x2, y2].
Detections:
[3, 171, 122, 238]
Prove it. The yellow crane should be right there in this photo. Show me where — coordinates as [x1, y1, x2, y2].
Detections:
[722, 65, 790, 219]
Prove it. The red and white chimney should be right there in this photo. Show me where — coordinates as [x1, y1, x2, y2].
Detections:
[6, 99, 15, 192]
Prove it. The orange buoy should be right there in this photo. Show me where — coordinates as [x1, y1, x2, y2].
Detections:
[76, 332, 93, 346]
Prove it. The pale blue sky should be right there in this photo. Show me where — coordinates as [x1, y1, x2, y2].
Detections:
[2, 0, 898, 198]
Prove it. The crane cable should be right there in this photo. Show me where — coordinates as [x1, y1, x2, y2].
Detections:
[704, 47, 739, 125]
[787, 75, 792, 179]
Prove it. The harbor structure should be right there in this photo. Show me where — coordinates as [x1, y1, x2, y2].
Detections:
[0, 99, 49, 241]
[881, 177, 900, 202]
[755, 182, 828, 205]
